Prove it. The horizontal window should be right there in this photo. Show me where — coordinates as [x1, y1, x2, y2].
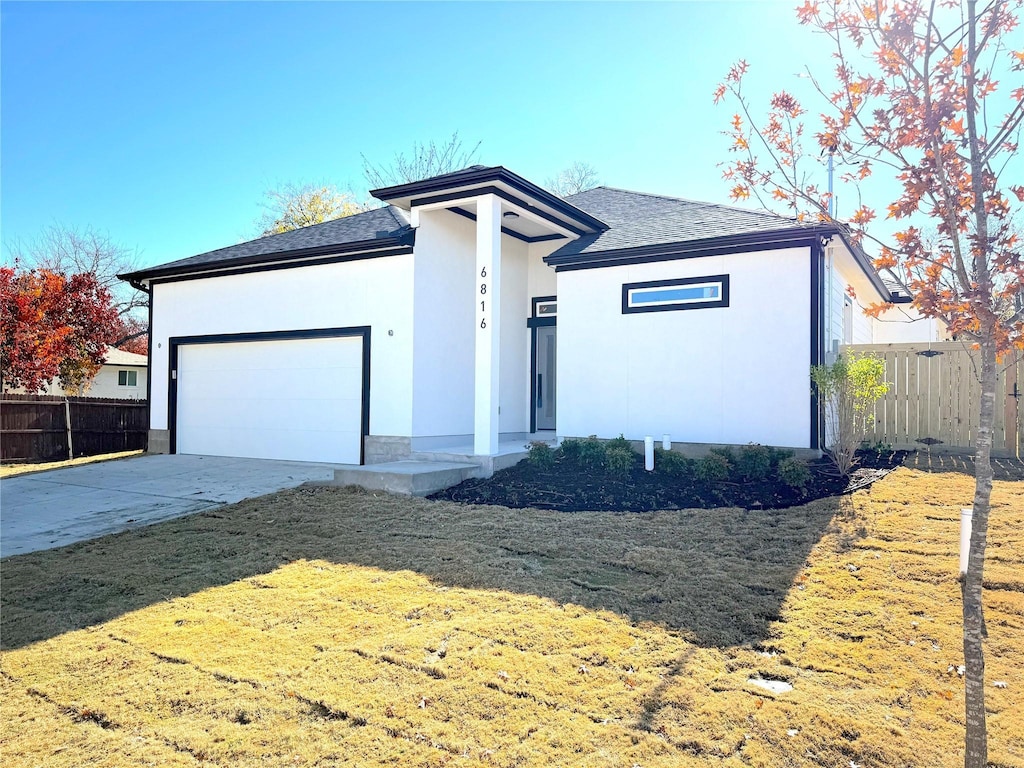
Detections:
[118, 370, 138, 387]
[622, 275, 729, 314]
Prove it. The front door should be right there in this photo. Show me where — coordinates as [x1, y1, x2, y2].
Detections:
[535, 326, 556, 430]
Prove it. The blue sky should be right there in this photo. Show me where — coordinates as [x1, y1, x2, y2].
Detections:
[3, 1, 841, 269]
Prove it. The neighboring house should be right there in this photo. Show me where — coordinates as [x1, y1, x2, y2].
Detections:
[121, 165, 934, 467]
[5, 348, 148, 400]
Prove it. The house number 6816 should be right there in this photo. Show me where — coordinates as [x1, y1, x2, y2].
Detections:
[479, 266, 488, 329]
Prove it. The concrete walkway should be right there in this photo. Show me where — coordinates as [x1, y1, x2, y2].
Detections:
[0, 454, 342, 558]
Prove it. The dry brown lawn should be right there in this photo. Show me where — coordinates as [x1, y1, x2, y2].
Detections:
[1, 467, 1021, 767]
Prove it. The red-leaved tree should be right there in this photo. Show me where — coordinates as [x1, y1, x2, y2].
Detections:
[715, 2, 1022, 765]
[1, 267, 122, 394]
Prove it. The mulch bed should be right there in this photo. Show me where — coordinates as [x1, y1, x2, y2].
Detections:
[430, 450, 908, 512]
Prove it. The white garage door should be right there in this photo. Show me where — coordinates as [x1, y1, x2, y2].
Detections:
[175, 336, 364, 464]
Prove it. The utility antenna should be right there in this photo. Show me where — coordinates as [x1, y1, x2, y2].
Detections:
[826, 147, 835, 219]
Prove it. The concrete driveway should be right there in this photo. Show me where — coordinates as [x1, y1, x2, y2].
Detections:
[0, 454, 342, 558]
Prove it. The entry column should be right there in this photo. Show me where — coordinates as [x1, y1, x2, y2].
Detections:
[474, 194, 501, 455]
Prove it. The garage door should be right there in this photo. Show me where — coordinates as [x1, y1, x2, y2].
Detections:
[174, 334, 366, 464]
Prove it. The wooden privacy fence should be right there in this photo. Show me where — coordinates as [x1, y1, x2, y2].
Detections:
[841, 342, 1022, 457]
[1, 394, 148, 462]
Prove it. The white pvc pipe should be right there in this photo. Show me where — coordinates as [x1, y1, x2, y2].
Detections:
[960, 507, 973, 575]
[644, 436, 654, 471]
[662, 434, 671, 451]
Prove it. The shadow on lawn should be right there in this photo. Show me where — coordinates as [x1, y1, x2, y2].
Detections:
[0, 486, 846, 651]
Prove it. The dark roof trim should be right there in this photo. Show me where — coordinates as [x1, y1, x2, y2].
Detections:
[546, 226, 834, 271]
[147, 246, 414, 286]
[448, 204, 573, 243]
[448, 206, 566, 244]
[371, 166, 609, 233]
[829, 229, 892, 302]
[415, 185, 589, 237]
[120, 232, 415, 283]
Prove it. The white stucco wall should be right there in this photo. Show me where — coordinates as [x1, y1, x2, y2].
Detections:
[149, 254, 415, 436]
[410, 211, 476, 438]
[497, 236, 530, 434]
[556, 246, 813, 448]
[872, 304, 947, 343]
[6, 364, 147, 399]
[409, 209, 540, 438]
[87, 365, 148, 399]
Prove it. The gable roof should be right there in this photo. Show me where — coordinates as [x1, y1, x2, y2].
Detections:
[103, 348, 148, 366]
[121, 206, 413, 283]
[551, 187, 822, 257]
[371, 164, 609, 235]
[120, 172, 889, 301]
[545, 186, 890, 301]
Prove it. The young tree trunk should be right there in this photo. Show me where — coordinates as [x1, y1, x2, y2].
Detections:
[963, 328, 996, 768]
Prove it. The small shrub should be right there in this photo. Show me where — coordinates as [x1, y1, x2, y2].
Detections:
[604, 434, 633, 454]
[709, 446, 735, 465]
[777, 456, 811, 490]
[654, 447, 693, 476]
[696, 452, 731, 482]
[736, 444, 773, 482]
[577, 435, 607, 470]
[811, 352, 889, 476]
[605, 445, 638, 476]
[556, 438, 582, 465]
[526, 441, 555, 469]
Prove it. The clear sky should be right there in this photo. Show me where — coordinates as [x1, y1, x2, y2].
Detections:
[2, 1, 847, 270]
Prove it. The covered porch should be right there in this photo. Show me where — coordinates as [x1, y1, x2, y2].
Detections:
[372, 166, 607, 463]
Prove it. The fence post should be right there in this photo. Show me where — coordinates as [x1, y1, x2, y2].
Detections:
[64, 398, 74, 460]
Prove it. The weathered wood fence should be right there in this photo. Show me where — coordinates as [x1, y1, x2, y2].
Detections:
[842, 342, 1022, 457]
[1, 394, 148, 462]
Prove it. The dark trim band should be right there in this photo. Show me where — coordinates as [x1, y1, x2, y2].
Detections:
[526, 317, 557, 328]
[547, 227, 834, 270]
[167, 326, 371, 463]
[147, 246, 413, 286]
[370, 165, 608, 232]
[411, 186, 588, 237]
[809, 246, 824, 450]
[448, 206, 566, 244]
[121, 233, 415, 283]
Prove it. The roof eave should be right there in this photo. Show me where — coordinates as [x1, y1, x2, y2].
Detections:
[119, 231, 415, 283]
[830, 228, 892, 303]
[544, 225, 837, 269]
[371, 166, 610, 233]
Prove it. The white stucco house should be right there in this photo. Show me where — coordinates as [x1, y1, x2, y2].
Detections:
[121, 165, 932, 469]
[5, 348, 148, 400]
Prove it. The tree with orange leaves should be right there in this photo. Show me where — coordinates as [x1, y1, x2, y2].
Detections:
[1, 267, 121, 394]
[716, 2, 1021, 765]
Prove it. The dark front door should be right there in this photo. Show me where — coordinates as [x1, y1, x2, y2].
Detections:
[534, 326, 556, 430]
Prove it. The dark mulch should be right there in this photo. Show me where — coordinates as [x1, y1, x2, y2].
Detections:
[430, 450, 909, 512]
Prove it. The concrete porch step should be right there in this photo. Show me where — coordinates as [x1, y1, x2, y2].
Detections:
[332, 460, 480, 497]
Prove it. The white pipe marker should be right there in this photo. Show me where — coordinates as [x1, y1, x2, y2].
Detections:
[960, 507, 973, 575]
[644, 436, 654, 471]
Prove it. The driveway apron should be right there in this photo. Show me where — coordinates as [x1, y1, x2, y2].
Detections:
[0, 454, 342, 557]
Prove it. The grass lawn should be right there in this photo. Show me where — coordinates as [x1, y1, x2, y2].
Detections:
[0, 450, 144, 478]
[1, 467, 1021, 767]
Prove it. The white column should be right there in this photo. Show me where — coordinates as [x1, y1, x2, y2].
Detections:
[474, 194, 501, 455]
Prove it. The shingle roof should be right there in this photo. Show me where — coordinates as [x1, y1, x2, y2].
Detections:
[551, 187, 812, 257]
[103, 348, 148, 366]
[123, 206, 412, 279]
